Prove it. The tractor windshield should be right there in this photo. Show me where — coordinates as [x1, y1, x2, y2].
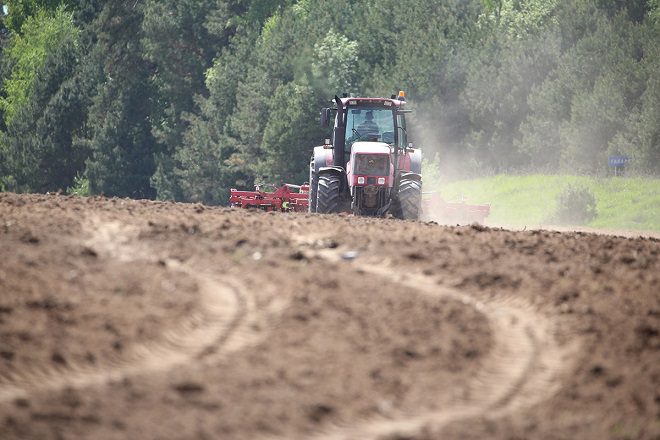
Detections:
[345, 108, 395, 146]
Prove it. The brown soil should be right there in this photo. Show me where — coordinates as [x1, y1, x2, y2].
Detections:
[0, 193, 658, 440]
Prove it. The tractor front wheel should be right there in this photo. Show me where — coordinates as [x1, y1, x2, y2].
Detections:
[316, 174, 342, 214]
[396, 178, 422, 220]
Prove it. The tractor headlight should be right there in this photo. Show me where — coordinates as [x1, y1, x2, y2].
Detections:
[377, 177, 385, 185]
[357, 176, 365, 185]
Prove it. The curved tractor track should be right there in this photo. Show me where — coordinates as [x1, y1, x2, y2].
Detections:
[0, 216, 272, 403]
[291, 240, 578, 440]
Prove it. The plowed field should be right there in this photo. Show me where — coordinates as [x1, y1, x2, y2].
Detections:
[0, 193, 658, 439]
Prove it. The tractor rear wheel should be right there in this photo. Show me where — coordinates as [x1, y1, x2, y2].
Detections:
[316, 174, 342, 214]
[397, 178, 422, 220]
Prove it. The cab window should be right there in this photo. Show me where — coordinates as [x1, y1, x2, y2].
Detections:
[344, 108, 395, 147]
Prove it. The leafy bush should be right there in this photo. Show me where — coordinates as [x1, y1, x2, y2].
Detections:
[0, 175, 18, 193]
[553, 184, 597, 225]
[66, 173, 90, 197]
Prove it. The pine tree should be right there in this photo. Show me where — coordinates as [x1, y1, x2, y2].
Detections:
[81, 1, 160, 198]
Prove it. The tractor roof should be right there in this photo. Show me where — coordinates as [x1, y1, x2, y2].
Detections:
[339, 97, 404, 108]
[338, 91, 406, 108]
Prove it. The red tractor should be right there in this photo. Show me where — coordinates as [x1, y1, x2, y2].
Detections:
[309, 91, 423, 220]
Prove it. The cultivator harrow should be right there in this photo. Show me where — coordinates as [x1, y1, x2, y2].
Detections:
[229, 184, 309, 212]
[230, 183, 490, 224]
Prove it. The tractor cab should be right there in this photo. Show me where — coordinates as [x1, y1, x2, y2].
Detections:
[320, 93, 409, 169]
[310, 91, 422, 219]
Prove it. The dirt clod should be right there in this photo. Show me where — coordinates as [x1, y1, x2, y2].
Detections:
[173, 382, 205, 395]
[307, 404, 335, 423]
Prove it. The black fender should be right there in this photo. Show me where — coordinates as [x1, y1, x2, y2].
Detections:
[399, 171, 422, 182]
[318, 165, 345, 175]
[318, 166, 349, 194]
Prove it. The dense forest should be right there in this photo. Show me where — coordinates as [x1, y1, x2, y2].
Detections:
[0, 0, 658, 203]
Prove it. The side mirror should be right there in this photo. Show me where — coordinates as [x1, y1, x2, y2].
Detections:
[320, 108, 332, 127]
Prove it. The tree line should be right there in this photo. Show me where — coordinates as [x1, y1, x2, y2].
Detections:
[0, 0, 658, 203]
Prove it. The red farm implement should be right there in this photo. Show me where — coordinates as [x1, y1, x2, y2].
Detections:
[229, 184, 310, 212]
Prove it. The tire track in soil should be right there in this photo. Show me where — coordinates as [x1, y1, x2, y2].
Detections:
[0, 217, 271, 403]
[291, 239, 579, 440]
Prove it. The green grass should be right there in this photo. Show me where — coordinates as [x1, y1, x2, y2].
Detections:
[434, 175, 660, 231]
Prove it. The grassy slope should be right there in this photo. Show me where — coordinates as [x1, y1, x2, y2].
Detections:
[436, 175, 660, 231]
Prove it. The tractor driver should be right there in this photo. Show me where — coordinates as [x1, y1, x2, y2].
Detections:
[357, 111, 379, 139]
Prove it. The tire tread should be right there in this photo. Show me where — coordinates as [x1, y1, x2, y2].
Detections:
[316, 174, 341, 213]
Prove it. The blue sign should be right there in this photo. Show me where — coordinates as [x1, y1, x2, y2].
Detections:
[608, 156, 630, 167]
